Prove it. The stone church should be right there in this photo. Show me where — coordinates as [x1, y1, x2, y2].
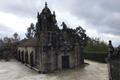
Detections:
[17, 2, 86, 73]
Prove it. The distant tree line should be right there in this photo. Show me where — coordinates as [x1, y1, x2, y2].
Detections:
[0, 33, 20, 61]
[85, 37, 108, 52]
[84, 37, 108, 63]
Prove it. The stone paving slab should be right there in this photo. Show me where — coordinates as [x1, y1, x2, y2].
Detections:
[0, 60, 108, 80]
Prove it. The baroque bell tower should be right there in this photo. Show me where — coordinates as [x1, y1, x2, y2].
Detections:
[34, 2, 60, 72]
[35, 2, 59, 39]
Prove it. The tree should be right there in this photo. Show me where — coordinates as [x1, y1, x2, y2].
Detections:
[75, 26, 88, 48]
[13, 32, 20, 42]
[60, 23, 88, 63]
[13, 33, 18, 39]
[85, 37, 108, 52]
[26, 23, 35, 38]
[60, 23, 88, 49]
[3, 37, 11, 43]
[75, 26, 88, 63]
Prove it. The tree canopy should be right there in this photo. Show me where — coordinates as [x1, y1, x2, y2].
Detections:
[25, 23, 35, 39]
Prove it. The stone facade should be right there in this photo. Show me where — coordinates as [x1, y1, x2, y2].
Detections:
[17, 3, 86, 73]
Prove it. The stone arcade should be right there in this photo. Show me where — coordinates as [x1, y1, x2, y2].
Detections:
[17, 3, 86, 73]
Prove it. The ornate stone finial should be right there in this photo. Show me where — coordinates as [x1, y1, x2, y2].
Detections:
[109, 40, 112, 44]
[53, 11, 56, 17]
[108, 40, 113, 51]
[108, 40, 114, 58]
[45, 2, 47, 7]
[61, 22, 67, 30]
[37, 12, 39, 17]
[53, 11, 55, 15]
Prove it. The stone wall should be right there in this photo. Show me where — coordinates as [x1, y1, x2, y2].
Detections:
[109, 60, 120, 80]
[107, 40, 120, 80]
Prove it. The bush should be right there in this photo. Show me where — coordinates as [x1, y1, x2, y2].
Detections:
[0, 48, 11, 61]
[84, 52, 108, 63]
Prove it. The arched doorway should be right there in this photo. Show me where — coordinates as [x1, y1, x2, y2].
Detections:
[19, 51, 21, 61]
[23, 52, 25, 63]
[62, 55, 70, 69]
[30, 51, 34, 67]
[21, 51, 24, 63]
[25, 51, 28, 64]
[17, 50, 20, 61]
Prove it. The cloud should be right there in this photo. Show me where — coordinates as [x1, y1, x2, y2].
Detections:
[0, 0, 45, 17]
[0, 24, 13, 32]
[50, 0, 120, 46]
[47, 0, 120, 36]
[0, 0, 119, 46]
[0, 24, 14, 38]
[0, 11, 36, 38]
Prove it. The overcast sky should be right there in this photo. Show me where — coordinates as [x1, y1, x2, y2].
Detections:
[0, 0, 120, 46]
